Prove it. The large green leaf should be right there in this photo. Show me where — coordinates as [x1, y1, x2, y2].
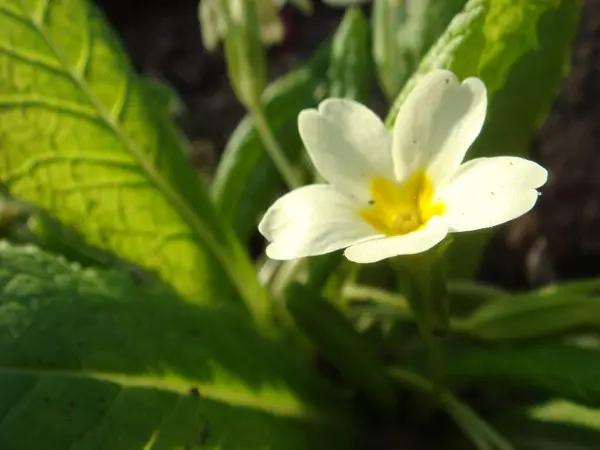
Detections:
[480, 401, 600, 450]
[0, 0, 268, 322]
[0, 243, 355, 450]
[450, 411, 600, 450]
[385, 0, 582, 278]
[446, 346, 600, 408]
[456, 283, 600, 341]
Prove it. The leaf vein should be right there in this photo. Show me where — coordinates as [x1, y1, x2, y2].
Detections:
[0, 94, 100, 122]
[0, 5, 33, 28]
[66, 386, 125, 450]
[33, 0, 50, 26]
[19, 180, 148, 196]
[110, 66, 131, 122]
[0, 45, 64, 75]
[4, 155, 139, 185]
[140, 395, 183, 450]
[75, 6, 92, 78]
[0, 375, 41, 432]
[0, 367, 318, 422]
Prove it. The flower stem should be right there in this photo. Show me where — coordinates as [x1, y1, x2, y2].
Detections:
[342, 283, 411, 311]
[389, 367, 514, 450]
[394, 248, 450, 395]
[251, 105, 302, 190]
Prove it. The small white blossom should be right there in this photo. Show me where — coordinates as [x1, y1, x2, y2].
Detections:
[200, 0, 370, 52]
[199, 0, 285, 52]
[259, 69, 548, 263]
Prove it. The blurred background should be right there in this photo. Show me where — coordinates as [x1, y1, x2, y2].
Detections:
[93, 0, 600, 291]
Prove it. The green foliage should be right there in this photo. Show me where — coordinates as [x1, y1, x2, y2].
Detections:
[385, 0, 582, 278]
[500, 420, 600, 450]
[0, 0, 269, 323]
[0, 244, 355, 450]
[140, 77, 184, 120]
[372, 0, 466, 100]
[211, 7, 372, 246]
[0, 0, 593, 447]
[447, 346, 600, 408]
[286, 283, 396, 411]
[210, 43, 330, 243]
[327, 7, 372, 101]
[457, 286, 600, 341]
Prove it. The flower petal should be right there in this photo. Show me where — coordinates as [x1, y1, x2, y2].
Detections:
[442, 188, 540, 233]
[438, 156, 548, 193]
[298, 99, 394, 201]
[344, 217, 448, 263]
[439, 156, 547, 232]
[259, 184, 380, 260]
[392, 69, 487, 185]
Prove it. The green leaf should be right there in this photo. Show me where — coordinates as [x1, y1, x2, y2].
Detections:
[28, 213, 119, 268]
[502, 422, 600, 450]
[210, 42, 331, 243]
[0, 243, 356, 450]
[327, 7, 372, 102]
[140, 77, 184, 119]
[372, 0, 466, 100]
[446, 346, 600, 408]
[384, 0, 582, 278]
[531, 399, 600, 433]
[286, 283, 396, 411]
[456, 287, 600, 341]
[0, 0, 269, 321]
[493, 402, 600, 450]
[449, 412, 600, 450]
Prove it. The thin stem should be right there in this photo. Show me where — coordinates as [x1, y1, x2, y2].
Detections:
[389, 367, 514, 450]
[342, 283, 411, 310]
[446, 397, 514, 450]
[270, 259, 305, 298]
[424, 330, 443, 398]
[251, 106, 302, 190]
[257, 257, 282, 287]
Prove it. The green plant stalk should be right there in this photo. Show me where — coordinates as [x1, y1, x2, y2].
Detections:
[389, 367, 514, 450]
[394, 248, 450, 396]
[251, 105, 302, 190]
[342, 283, 411, 311]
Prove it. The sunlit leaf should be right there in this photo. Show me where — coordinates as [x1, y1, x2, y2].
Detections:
[0, 0, 268, 321]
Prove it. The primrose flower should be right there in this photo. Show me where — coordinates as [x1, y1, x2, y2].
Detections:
[258, 69, 548, 263]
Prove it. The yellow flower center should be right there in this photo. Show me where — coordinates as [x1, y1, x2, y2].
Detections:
[359, 171, 445, 236]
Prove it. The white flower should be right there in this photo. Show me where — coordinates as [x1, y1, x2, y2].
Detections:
[200, 0, 371, 52]
[199, 0, 285, 52]
[258, 69, 548, 263]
